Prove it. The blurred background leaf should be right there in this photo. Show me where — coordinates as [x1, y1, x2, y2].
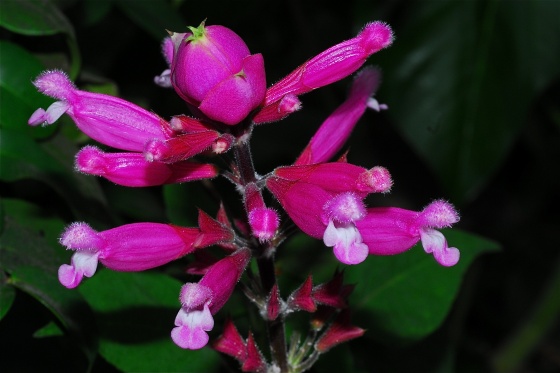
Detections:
[1, 0, 559, 372]
[375, 0, 560, 203]
[346, 229, 499, 343]
[0, 0, 75, 37]
[79, 269, 220, 372]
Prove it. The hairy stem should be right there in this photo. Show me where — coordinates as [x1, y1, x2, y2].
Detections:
[257, 254, 288, 372]
[233, 134, 288, 371]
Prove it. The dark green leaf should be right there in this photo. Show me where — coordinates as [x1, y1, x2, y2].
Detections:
[163, 184, 198, 226]
[114, 0, 186, 40]
[378, 1, 560, 202]
[0, 0, 75, 38]
[82, 0, 113, 27]
[10, 266, 98, 361]
[0, 272, 16, 321]
[104, 183, 167, 222]
[0, 198, 97, 360]
[79, 270, 220, 372]
[0, 41, 57, 139]
[0, 198, 68, 272]
[0, 129, 111, 225]
[33, 321, 64, 338]
[346, 229, 499, 343]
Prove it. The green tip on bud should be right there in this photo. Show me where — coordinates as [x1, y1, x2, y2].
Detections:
[186, 19, 207, 43]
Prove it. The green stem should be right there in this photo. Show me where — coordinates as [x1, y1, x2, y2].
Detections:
[66, 35, 81, 81]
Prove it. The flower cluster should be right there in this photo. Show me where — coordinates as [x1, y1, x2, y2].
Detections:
[28, 19, 460, 371]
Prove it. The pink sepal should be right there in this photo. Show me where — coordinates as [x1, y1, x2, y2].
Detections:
[315, 310, 365, 353]
[242, 333, 267, 373]
[252, 94, 301, 124]
[144, 130, 221, 163]
[169, 115, 214, 133]
[196, 209, 235, 248]
[212, 318, 247, 361]
[311, 270, 350, 309]
[266, 284, 282, 321]
[287, 275, 317, 313]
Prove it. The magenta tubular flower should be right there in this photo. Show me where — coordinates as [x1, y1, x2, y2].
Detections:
[28, 70, 170, 152]
[171, 248, 251, 350]
[262, 22, 393, 109]
[267, 163, 392, 265]
[76, 146, 218, 187]
[355, 200, 461, 266]
[171, 22, 266, 125]
[295, 67, 386, 165]
[58, 222, 200, 288]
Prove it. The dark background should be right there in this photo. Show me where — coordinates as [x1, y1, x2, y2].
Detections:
[1, 0, 559, 372]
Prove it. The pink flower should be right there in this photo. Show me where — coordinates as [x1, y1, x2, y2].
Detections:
[356, 200, 461, 266]
[259, 21, 393, 117]
[267, 165, 459, 266]
[295, 67, 387, 165]
[28, 70, 170, 152]
[267, 163, 392, 265]
[171, 248, 251, 349]
[58, 222, 201, 288]
[75, 145, 218, 187]
[170, 21, 266, 125]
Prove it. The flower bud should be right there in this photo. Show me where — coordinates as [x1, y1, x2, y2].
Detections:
[171, 21, 266, 125]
